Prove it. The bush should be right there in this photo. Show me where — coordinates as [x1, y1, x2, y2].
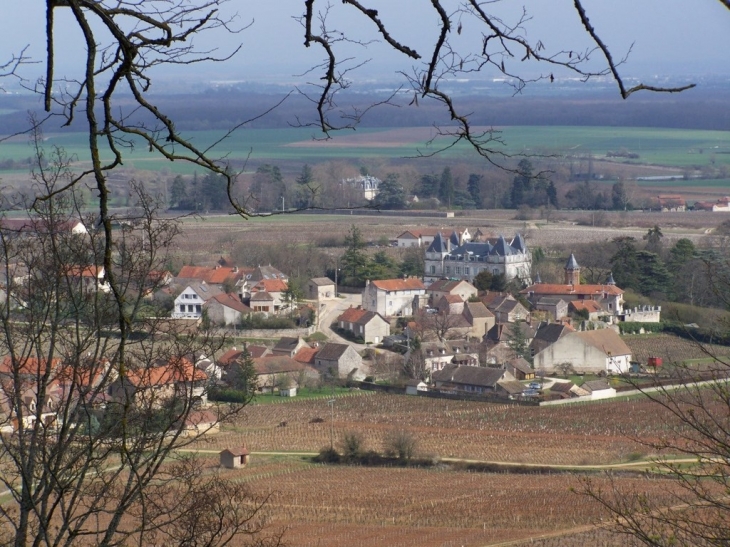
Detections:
[339, 432, 365, 462]
[383, 429, 418, 461]
[314, 446, 340, 463]
[240, 314, 296, 330]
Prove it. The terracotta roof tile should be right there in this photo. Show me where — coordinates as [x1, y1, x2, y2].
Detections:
[371, 278, 425, 291]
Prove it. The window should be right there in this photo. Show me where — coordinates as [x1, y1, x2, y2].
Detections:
[493, 269, 499, 275]
[429, 265, 436, 274]
[179, 305, 185, 312]
[187, 304, 194, 313]
[196, 304, 202, 313]
[464, 267, 469, 275]
[455, 267, 461, 275]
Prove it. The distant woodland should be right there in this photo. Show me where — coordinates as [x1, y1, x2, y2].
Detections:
[2, 87, 730, 134]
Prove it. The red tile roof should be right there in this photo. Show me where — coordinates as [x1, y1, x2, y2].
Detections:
[293, 346, 318, 365]
[569, 300, 603, 313]
[125, 357, 206, 387]
[338, 307, 368, 323]
[253, 279, 288, 293]
[522, 283, 623, 297]
[371, 278, 425, 291]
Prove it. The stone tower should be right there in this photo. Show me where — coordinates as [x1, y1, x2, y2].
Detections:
[564, 253, 580, 286]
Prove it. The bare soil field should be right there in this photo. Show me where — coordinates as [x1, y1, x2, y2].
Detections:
[624, 333, 730, 364]
[201, 454, 685, 547]
[173, 210, 727, 267]
[198, 392, 690, 466]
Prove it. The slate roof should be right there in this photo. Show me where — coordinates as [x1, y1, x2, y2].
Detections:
[565, 253, 580, 269]
[315, 343, 352, 361]
[187, 282, 224, 301]
[273, 337, 305, 353]
[498, 380, 526, 395]
[582, 379, 612, 392]
[371, 278, 425, 291]
[533, 323, 571, 344]
[428, 279, 463, 293]
[536, 296, 567, 307]
[425, 232, 449, 253]
[432, 364, 505, 388]
[521, 283, 624, 297]
[310, 277, 335, 286]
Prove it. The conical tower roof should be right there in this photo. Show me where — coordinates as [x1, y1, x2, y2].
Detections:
[565, 253, 580, 270]
[426, 232, 449, 253]
[606, 271, 616, 285]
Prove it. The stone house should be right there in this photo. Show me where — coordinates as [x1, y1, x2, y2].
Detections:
[307, 277, 335, 300]
[220, 447, 250, 469]
[485, 294, 530, 323]
[427, 279, 478, 304]
[272, 337, 311, 358]
[533, 329, 632, 374]
[204, 293, 252, 326]
[436, 294, 465, 315]
[431, 364, 514, 395]
[337, 307, 390, 344]
[505, 357, 535, 381]
[529, 323, 573, 357]
[362, 278, 427, 317]
[462, 301, 495, 339]
[534, 296, 569, 321]
[396, 227, 471, 248]
[314, 343, 364, 379]
[252, 356, 319, 393]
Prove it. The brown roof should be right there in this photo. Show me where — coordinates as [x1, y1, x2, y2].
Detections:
[507, 357, 533, 375]
[575, 330, 632, 357]
[252, 356, 312, 375]
[371, 278, 425, 291]
[177, 265, 243, 284]
[550, 381, 574, 393]
[464, 301, 494, 319]
[428, 279, 473, 293]
[250, 291, 273, 302]
[442, 294, 463, 304]
[247, 345, 270, 358]
[498, 380, 526, 395]
[315, 343, 352, 361]
[432, 364, 505, 388]
[218, 348, 243, 366]
[207, 293, 252, 314]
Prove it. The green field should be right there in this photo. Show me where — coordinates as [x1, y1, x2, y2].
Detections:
[1, 126, 729, 174]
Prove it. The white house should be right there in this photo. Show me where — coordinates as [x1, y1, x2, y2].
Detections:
[172, 282, 223, 319]
[533, 329, 632, 374]
[362, 278, 426, 317]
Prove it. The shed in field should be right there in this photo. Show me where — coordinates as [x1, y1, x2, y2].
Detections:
[220, 446, 250, 469]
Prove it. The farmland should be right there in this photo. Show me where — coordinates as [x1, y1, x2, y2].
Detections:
[624, 333, 730, 364]
[1, 125, 729, 173]
[192, 391, 714, 546]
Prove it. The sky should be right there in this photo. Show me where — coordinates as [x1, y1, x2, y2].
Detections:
[1, 1, 729, 91]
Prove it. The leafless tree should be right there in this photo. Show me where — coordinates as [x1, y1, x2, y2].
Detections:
[0, 136, 280, 546]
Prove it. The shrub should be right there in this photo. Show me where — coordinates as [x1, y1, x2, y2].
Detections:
[383, 429, 418, 461]
[339, 432, 365, 462]
[314, 446, 340, 463]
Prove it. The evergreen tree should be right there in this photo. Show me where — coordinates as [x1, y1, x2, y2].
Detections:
[438, 167, 454, 206]
[643, 225, 664, 253]
[374, 173, 407, 209]
[169, 175, 187, 208]
[510, 159, 533, 208]
[296, 164, 314, 186]
[467, 174, 483, 207]
[610, 237, 640, 291]
[546, 181, 558, 207]
[228, 345, 259, 402]
[635, 250, 671, 296]
[341, 225, 369, 285]
[611, 180, 628, 210]
[418, 173, 439, 199]
[506, 321, 529, 360]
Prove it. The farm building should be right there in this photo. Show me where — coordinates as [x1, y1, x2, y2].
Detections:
[533, 329, 632, 374]
[220, 447, 250, 469]
[307, 277, 336, 300]
[405, 380, 428, 395]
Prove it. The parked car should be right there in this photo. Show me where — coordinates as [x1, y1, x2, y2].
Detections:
[528, 381, 541, 390]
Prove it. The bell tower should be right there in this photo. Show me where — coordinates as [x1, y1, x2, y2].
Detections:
[564, 253, 580, 285]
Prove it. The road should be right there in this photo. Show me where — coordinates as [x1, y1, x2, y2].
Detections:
[316, 292, 369, 352]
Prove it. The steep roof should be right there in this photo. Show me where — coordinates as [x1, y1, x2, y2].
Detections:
[253, 279, 288, 293]
[565, 253, 580, 270]
[533, 323, 571, 344]
[426, 232, 449, 253]
[293, 346, 318, 365]
[186, 282, 224, 301]
[464, 301, 493, 319]
[252, 356, 312, 375]
[511, 233, 527, 253]
[507, 357, 533, 375]
[371, 278, 425, 291]
[206, 293, 251, 314]
[490, 235, 514, 256]
[315, 343, 352, 361]
[576, 329, 632, 357]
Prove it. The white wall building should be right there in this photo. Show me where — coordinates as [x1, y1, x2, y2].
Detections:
[362, 278, 426, 317]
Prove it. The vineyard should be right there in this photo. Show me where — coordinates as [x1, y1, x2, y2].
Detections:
[624, 333, 730, 364]
[201, 455, 689, 547]
[196, 392, 692, 466]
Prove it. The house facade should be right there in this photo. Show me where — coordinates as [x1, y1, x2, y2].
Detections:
[533, 329, 632, 374]
[362, 278, 427, 317]
[172, 282, 223, 319]
[396, 227, 471, 248]
[427, 279, 478, 304]
[337, 307, 391, 344]
[431, 364, 513, 395]
[307, 277, 336, 300]
[204, 293, 252, 326]
[424, 233, 531, 286]
[314, 343, 363, 379]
